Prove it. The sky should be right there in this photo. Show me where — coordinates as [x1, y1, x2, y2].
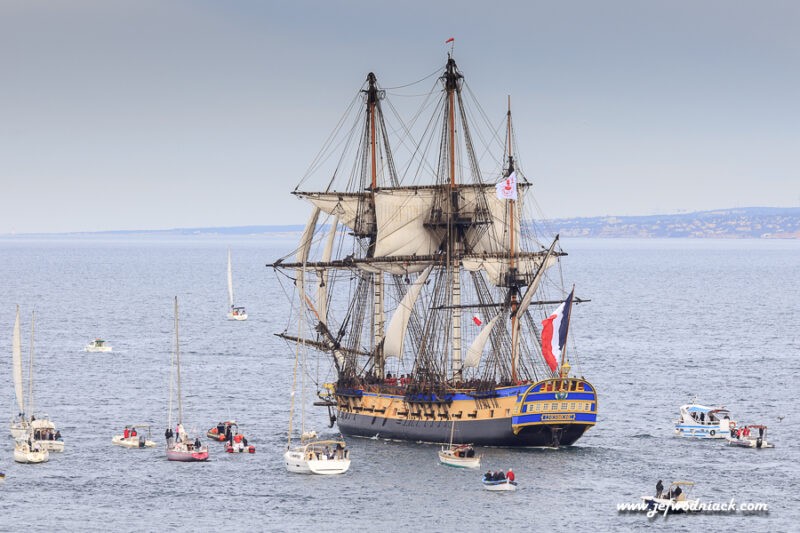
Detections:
[0, 0, 798, 233]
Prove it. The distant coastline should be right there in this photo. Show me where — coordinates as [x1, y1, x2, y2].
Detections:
[3, 207, 799, 239]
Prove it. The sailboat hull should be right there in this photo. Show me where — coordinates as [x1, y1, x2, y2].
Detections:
[334, 379, 597, 448]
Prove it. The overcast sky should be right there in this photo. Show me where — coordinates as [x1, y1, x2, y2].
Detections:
[1, 1, 797, 233]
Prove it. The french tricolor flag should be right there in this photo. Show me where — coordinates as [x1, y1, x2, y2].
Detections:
[541, 289, 574, 372]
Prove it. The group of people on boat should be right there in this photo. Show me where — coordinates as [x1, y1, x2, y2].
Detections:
[33, 428, 61, 441]
[122, 426, 138, 439]
[484, 469, 514, 482]
[309, 443, 347, 461]
[655, 480, 683, 500]
[732, 426, 761, 439]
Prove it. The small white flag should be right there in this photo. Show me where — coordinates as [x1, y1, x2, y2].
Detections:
[495, 171, 518, 200]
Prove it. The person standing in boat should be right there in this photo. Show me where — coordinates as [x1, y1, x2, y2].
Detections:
[656, 480, 664, 498]
[506, 469, 515, 482]
[165, 427, 174, 445]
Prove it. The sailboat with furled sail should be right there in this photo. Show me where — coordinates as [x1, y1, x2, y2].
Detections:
[227, 249, 247, 320]
[10, 305, 29, 439]
[271, 52, 598, 448]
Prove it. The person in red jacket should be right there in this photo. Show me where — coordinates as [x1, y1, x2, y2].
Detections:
[506, 468, 515, 482]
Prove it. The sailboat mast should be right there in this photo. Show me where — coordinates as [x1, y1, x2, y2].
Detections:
[27, 310, 35, 417]
[12, 305, 24, 416]
[227, 249, 234, 308]
[174, 296, 183, 425]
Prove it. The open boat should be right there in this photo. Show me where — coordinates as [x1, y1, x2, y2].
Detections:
[641, 481, 700, 513]
[439, 420, 481, 468]
[112, 425, 157, 448]
[272, 52, 597, 448]
[226, 249, 247, 320]
[727, 424, 774, 449]
[482, 478, 518, 492]
[13, 438, 49, 464]
[85, 338, 113, 352]
[165, 297, 209, 462]
[674, 401, 735, 439]
[207, 420, 239, 442]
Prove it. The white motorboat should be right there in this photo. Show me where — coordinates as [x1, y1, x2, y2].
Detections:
[85, 338, 113, 352]
[112, 425, 156, 448]
[726, 424, 774, 449]
[226, 249, 248, 321]
[14, 438, 49, 464]
[641, 481, 700, 513]
[284, 439, 350, 475]
[165, 297, 209, 462]
[674, 401, 735, 439]
[31, 417, 64, 452]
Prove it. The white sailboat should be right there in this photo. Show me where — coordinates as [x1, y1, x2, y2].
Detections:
[438, 420, 481, 468]
[165, 297, 209, 462]
[9, 307, 64, 452]
[13, 438, 49, 464]
[9, 305, 29, 439]
[283, 244, 350, 475]
[226, 249, 248, 321]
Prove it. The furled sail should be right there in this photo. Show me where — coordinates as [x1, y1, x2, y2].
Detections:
[463, 314, 501, 368]
[317, 217, 338, 326]
[296, 207, 321, 304]
[12, 305, 24, 414]
[382, 266, 433, 360]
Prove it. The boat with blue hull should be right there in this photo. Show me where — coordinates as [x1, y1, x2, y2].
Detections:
[273, 52, 597, 448]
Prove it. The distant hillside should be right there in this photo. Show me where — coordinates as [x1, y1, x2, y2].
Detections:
[5, 207, 799, 239]
[543, 207, 800, 239]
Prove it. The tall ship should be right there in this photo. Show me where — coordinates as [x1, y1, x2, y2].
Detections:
[272, 52, 598, 447]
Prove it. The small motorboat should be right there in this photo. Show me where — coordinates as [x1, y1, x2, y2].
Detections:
[726, 424, 774, 449]
[641, 481, 700, 513]
[13, 438, 50, 464]
[225, 440, 256, 454]
[31, 417, 64, 452]
[112, 425, 157, 448]
[438, 444, 481, 469]
[482, 478, 518, 492]
[284, 439, 350, 475]
[207, 420, 239, 442]
[85, 338, 113, 352]
[674, 401, 735, 439]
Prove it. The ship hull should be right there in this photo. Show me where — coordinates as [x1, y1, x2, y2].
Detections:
[334, 378, 597, 448]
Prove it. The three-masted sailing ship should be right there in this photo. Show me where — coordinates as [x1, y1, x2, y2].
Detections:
[272, 53, 598, 447]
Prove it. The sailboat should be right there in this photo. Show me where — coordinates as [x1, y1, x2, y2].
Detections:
[272, 52, 598, 448]
[438, 420, 481, 468]
[9, 307, 64, 452]
[283, 293, 351, 474]
[10, 305, 29, 439]
[226, 249, 248, 320]
[165, 297, 209, 462]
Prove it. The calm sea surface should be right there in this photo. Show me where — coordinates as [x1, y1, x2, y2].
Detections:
[0, 235, 798, 532]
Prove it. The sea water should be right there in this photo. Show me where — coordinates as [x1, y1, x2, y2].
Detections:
[0, 235, 797, 532]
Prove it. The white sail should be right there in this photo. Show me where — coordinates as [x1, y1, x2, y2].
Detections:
[373, 190, 443, 269]
[515, 253, 559, 318]
[300, 192, 373, 236]
[227, 249, 234, 307]
[296, 208, 321, 302]
[12, 305, 24, 414]
[382, 266, 432, 360]
[463, 315, 502, 368]
[317, 217, 338, 326]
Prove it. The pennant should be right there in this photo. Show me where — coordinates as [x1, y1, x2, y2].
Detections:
[495, 171, 518, 200]
[472, 315, 482, 326]
[540, 289, 574, 372]
[445, 37, 455, 44]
